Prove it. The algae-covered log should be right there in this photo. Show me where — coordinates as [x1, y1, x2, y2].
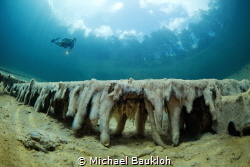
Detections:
[0, 72, 26, 92]
[1, 72, 250, 148]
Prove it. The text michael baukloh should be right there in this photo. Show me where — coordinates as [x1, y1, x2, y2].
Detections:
[78, 156, 172, 165]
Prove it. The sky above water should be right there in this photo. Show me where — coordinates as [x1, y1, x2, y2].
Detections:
[47, 0, 210, 40]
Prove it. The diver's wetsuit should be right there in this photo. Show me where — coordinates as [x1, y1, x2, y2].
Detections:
[51, 37, 76, 53]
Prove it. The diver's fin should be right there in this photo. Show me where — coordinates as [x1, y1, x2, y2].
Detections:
[51, 38, 60, 43]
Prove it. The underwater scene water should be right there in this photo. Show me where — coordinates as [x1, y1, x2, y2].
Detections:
[0, 0, 250, 82]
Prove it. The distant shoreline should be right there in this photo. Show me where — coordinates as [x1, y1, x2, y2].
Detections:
[0, 67, 30, 79]
[0, 67, 45, 82]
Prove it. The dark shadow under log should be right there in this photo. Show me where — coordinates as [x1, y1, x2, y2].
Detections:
[182, 96, 213, 136]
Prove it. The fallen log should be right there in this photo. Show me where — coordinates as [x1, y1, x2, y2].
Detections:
[1, 72, 250, 148]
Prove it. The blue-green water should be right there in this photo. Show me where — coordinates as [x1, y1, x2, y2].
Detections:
[1, 0, 250, 81]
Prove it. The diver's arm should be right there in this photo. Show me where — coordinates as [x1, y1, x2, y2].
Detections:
[66, 49, 71, 54]
[69, 43, 74, 49]
[66, 44, 74, 54]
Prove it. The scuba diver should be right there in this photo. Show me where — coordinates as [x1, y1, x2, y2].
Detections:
[51, 37, 77, 54]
